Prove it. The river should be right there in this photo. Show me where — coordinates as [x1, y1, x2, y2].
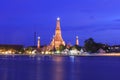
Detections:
[0, 55, 120, 80]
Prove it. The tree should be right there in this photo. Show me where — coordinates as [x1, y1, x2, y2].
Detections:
[84, 38, 109, 53]
[59, 44, 66, 51]
[84, 38, 98, 53]
[70, 45, 81, 51]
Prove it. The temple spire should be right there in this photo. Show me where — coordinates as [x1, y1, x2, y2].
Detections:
[50, 17, 65, 49]
[37, 36, 40, 49]
[57, 17, 60, 20]
[76, 36, 79, 46]
[56, 17, 61, 30]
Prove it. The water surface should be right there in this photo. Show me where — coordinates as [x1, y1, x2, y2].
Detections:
[0, 55, 120, 80]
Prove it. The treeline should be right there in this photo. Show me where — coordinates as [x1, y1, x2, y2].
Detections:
[58, 38, 109, 53]
[84, 38, 109, 53]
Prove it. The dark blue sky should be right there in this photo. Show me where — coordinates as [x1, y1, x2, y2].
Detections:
[0, 0, 120, 46]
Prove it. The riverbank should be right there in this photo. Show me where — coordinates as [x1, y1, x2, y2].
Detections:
[0, 53, 120, 57]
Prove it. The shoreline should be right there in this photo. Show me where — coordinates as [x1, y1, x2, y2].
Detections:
[0, 53, 120, 57]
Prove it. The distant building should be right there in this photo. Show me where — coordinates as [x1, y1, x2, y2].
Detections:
[0, 44, 23, 54]
[76, 36, 79, 46]
[0, 44, 23, 50]
[108, 45, 120, 53]
[37, 36, 40, 49]
[97, 48, 106, 53]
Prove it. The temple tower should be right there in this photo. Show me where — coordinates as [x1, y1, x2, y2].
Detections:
[37, 36, 40, 49]
[50, 17, 65, 49]
[76, 36, 79, 46]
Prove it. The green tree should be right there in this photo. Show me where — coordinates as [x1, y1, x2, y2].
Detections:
[84, 38, 98, 53]
[70, 45, 81, 51]
[59, 44, 66, 51]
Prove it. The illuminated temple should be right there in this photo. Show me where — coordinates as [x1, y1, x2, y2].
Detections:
[50, 17, 65, 50]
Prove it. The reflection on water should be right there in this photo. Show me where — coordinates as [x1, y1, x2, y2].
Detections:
[52, 57, 63, 80]
[0, 56, 120, 80]
[70, 56, 75, 62]
[2, 63, 8, 80]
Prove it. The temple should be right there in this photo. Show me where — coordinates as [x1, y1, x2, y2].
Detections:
[50, 17, 65, 50]
[76, 36, 79, 46]
[37, 36, 40, 49]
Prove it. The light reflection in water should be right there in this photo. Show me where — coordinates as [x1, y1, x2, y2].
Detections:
[2, 66, 8, 80]
[0, 56, 80, 80]
[36, 60, 42, 80]
[0, 55, 119, 80]
[37, 57, 41, 60]
[52, 56, 63, 80]
[70, 56, 75, 62]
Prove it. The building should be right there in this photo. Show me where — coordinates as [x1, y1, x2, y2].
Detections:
[50, 17, 65, 50]
[0, 44, 23, 54]
[37, 36, 40, 49]
[76, 36, 79, 46]
[108, 45, 120, 53]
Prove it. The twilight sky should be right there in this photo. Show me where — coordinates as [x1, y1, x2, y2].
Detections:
[0, 0, 120, 46]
